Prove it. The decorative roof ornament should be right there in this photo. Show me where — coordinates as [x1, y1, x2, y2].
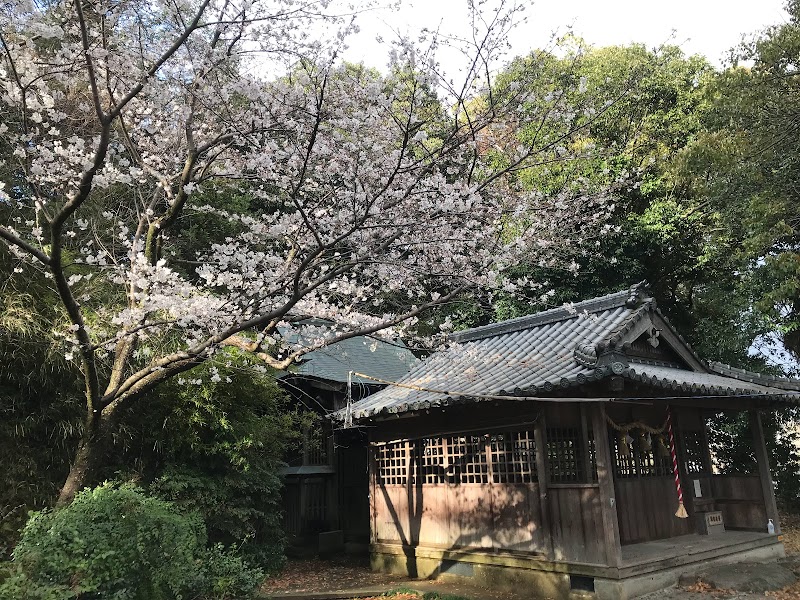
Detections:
[625, 280, 651, 309]
[574, 342, 598, 368]
[647, 326, 661, 348]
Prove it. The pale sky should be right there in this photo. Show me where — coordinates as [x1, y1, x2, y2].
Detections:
[340, 0, 790, 74]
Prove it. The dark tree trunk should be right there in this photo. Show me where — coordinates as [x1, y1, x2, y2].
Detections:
[57, 413, 107, 507]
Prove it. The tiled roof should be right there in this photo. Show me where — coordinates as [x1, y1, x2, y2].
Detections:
[337, 284, 800, 421]
[279, 322, 418, 385]
[623, 363, 790, 396]
[708, 362, 800, 392]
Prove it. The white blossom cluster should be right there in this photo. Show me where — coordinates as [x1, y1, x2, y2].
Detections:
[0, 0, 619, 404]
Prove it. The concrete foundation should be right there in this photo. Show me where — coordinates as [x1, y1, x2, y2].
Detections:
[371, 533, 785, 600]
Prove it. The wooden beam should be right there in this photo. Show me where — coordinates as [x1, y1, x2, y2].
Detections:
[590, 403, 622, 567]
[750, 410, 781, 534]
[533, 414, 554, 560]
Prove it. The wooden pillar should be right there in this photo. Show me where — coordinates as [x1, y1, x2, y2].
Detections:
[699, 410, 715, 475]
[368, 444, 378, 544]
[750, 410, 781, 534]
[590, 403, 622, 567]
[299, 476, 308, 533]
[533, 411, 554, 560]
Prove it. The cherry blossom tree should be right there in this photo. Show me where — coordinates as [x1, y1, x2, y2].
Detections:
[0, 0, 618, 503]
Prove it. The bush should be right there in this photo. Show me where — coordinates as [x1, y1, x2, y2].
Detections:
[121, 353, 298, 573]
[201, 544, 265, 600]
[0, 484, 262, 600]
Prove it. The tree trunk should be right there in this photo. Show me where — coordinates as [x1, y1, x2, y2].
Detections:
[57, 416, 106, 507]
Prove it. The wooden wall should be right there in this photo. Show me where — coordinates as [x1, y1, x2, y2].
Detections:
[547, 485, 605, 563]
[371, 477, 614, 563]
[373, 481, 544, 552]
[615, 477, 693, 544]
[370, 402, 611, 566]
[368, 401, 775, 568]
[608, 404, 770, 541]
[711, 475, 766, 530]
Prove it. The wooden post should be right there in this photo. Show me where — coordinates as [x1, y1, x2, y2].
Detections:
[590, 403, 622, 568]
[368, 444, 378, 544]
[750, 410, 781, 534]
[533, 411, 554, 560]
[699, 410, 715, 475]
[299, 475, 308, 534]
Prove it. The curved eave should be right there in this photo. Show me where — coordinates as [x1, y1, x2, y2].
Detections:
[335, 362, 631, 421]
[622, 366, 800, 404]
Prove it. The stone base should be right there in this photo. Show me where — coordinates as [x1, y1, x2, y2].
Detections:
[601, 543, 785, 599]
[371, 537, 786, 600]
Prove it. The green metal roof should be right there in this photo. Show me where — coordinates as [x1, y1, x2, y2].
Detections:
[279, 321, 418, 385]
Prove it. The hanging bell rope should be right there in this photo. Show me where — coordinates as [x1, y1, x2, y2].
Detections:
[666, 406, 689, 519]
[618, 431, 630, 457]
[655, 434, 671, 458]
[637, 430, 652, 454]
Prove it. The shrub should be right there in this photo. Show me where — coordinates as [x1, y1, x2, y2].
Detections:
[201, 544, 264, 600]
[3, 483, 202, 599]
[0, 483, 262, 600]
[122, 353, 298, 573]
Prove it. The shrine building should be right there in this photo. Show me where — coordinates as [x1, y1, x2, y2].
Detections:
[335, 284, 800, 599]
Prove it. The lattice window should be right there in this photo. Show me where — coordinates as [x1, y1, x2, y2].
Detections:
[682, 430, 706, 474]
[446, 435, 489, 484]
[490, 430, 537, 484]
[610, 429, 672, 478]
[307, 427, 329, 466]
[546, 427, 585, 483]
[637, 442, 673, 477]
[587, 429, 598, 482]
[375, 441, 409, 486]
[416, 437, 446, 484]
[305, 479, 327, 526]
[610, 429, 637, 478]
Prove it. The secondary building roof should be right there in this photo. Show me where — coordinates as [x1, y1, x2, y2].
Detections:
[278, 320, 418, 385]
[339, 283, 800, 421]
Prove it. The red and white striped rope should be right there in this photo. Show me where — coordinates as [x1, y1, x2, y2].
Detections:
[665, 406, 687, 517]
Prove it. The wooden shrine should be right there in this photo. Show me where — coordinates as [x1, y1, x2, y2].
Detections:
[337, 285, 800, 599]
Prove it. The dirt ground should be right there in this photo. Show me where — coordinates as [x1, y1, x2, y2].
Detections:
[262, 509, 800, 600]
[261, 555, 404, 595]
[261, 555, 531, 600]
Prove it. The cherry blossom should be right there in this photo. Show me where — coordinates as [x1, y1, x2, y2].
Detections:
[0, 0, 621, 502]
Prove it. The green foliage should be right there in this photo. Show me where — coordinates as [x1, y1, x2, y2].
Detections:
[118, 352, 297, 572]
[381, 587, 421, 596]
[467, 43, 738, 350]
[684, 0, 800, 365]
[0, 258, 297, 573]
[0, 484, 263, 600]
[200, 544, 266, 600]
[421, 593, 472, 600]
[0, 248, 84, 556]
[377, 589, 471, 600]
[2, 484, 204, 600]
